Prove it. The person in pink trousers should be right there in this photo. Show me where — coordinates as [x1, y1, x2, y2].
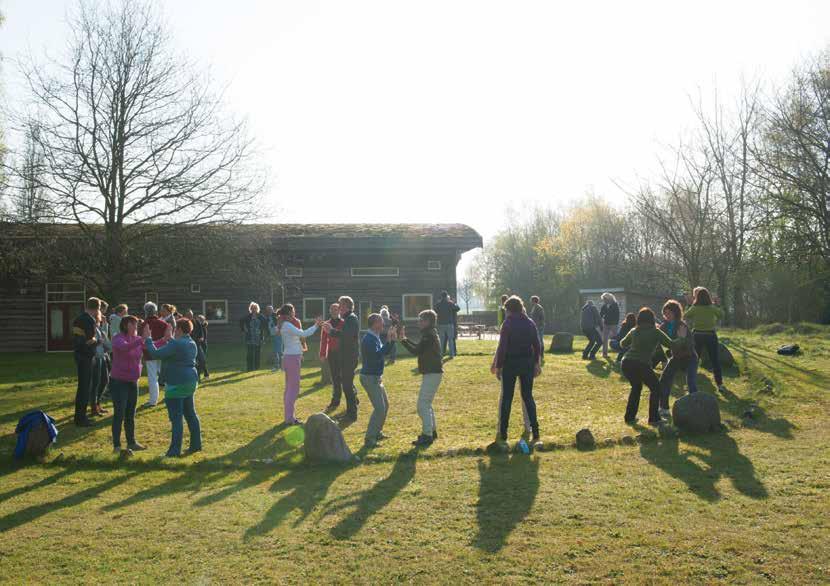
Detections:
[275, 304, 323, 425]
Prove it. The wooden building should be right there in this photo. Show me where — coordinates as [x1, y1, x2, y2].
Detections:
[0, 224, 482, 352]
[578, 287, 671, 321]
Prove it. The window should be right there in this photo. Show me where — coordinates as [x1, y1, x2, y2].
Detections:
[46, 283, 85, 302]
[285, 267, 303, 278]
[203, 299, 228, 324]
[427, 260, 442, 271]
[303, 297, 325, 322]
[402, 294, 433, 320]
[190, 283, 201, 293]
[145, 292, 159, 305]
[351, 267, 399, 277]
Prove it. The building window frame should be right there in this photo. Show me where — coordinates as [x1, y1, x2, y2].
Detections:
[203, 299, 229, 324]
[350, 267, 399, 278]
[402, 293, 433, 321]
[285, 267, 303, 278]
[190, 283, 201, 293]
[302, 297, 326, 322]
[427, 260, 442, 271]
[145, 291, 159, 305]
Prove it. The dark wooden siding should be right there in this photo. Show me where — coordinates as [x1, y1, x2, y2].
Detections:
[0, 279, 46, 352]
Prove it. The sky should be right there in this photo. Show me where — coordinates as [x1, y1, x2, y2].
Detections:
[2, 0, 830, 263]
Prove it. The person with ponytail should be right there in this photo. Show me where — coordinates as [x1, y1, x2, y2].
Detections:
[276, 304, 323, 425]
[684, 287, 726, 392]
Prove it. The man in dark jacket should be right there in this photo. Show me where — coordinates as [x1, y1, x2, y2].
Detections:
[529, 295, 546, 365]
[240, 302, 268, 371]
[580, 300, 603, 360]
[434, 291, 460, 358]
[599, 292, 621, 359]
[324, 296, 361, 420]
[73, 297, 102, 426]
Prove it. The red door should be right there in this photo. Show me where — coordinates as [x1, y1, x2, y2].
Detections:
[47, 302, 83, 351]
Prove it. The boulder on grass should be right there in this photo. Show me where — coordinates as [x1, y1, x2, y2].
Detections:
[304, 413, 353, 463]
[700, 343, 735, 369]
[25, 421, 53, 459]
[550, 332, 574, 353]
[575, 428, 596, 450]
[671, 392, 721, 434]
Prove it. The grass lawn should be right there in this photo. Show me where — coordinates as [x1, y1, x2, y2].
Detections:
[1, 328, 829, 584]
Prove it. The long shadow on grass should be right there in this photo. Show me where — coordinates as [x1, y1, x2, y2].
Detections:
[244, 459, 356, 539]
[731, 341, 830, 386]
[103, 426, 298, 513]
[639, 431, 767, 502]
[315, 450, 417, 541]
[0, 469, 139, 532]
[472, 452, 540, 553]
[695, 378, 795, 439]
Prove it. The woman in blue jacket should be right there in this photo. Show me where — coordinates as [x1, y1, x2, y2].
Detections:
[143, 317, 202, 457]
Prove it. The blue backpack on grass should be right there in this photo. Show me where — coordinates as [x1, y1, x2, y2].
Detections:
[14, 411, 58, 460]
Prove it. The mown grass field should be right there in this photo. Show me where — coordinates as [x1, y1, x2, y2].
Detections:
[0, 327, 828, 584]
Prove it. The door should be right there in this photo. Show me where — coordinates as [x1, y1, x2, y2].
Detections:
[47, 302, 83, 351]
[46, 283, 86, 352]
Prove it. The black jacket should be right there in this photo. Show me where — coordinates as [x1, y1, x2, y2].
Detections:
[328, 312, 360, 363]
[72, 312, 97, 358]
[400, 328, 443, 374]
[600, 301, 620, 326]
[434, 298, 460, 325]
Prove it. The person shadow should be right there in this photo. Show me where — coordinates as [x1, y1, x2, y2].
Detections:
[638, 430, 768, 502]
[586, 360, 612, 378]
[317, 450, 418, 541]
[244, 461, 354, 539]
[472, 452, 540, 553]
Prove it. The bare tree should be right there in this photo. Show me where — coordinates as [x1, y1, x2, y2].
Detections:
[694, 83, 765, 326]
[11, 0, 263, 300]
[3, 122, 52, 223]
[759, 50, 830, 265]
[630, 143, 717, 289]
[456, 274, 475, 315]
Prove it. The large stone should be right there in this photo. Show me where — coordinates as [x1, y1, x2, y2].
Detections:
[575, 428, 596, 450]
[550, 332, 574, 353]
[304, 413, 353, 463]
[672, 392, 721, 434]
[700, 342, 735, 368]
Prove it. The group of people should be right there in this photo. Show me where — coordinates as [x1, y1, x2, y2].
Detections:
[70, 283, 726, 458]
[72, 298, 210, 457]
[579, 287, 726, 426]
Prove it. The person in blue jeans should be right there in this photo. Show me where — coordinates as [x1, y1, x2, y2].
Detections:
[143, 317, 202, 457]
[434, 291, 460, 358]
[657, 300, 699, 418]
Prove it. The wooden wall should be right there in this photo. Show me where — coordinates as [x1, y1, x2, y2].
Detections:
[0, 279, 46, 352]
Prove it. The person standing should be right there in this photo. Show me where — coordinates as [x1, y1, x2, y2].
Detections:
[143, 318, 202, 457]
[264, 305, 283, 372]
[186, 309, 209, 381]
[142, 301, 168, 408]
[599, 292, 620, 359]
[379, 306, 398, 365]
[324, 296, 361, 421]
[497, 294, 509, 328]
[658, 300, 698, 418]
[434, 291, 460, 358]
[399, 309, 443, 447]
[321, 303, 345, 412]
[580, 299, 603, 360]
[240, 302, 267, 371]
[359, 313, 397, 448]
[72, 297, 102, 427]
[276, 304, 322, 425]
[684, 287, 727, 392]
[528, 295, 546, 364]
[110, 315, 146, 455]
[90, 311, 111, 417]
[619, 307, 675, 426]
[491, 296, 542, 448]
[109, 304, 128, 340]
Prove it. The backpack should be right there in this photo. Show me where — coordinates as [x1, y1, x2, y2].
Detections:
[777, 344, 800, 356]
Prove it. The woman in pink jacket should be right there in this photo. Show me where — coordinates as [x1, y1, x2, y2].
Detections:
[110, 315, 147, 455]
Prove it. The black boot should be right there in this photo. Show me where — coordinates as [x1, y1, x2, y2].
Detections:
[412, 434, 433, 447]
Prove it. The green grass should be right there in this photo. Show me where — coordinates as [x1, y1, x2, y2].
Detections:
[1, 329, 829, 584]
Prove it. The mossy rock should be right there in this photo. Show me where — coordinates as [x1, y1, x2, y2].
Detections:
[549, 332, 574, 353]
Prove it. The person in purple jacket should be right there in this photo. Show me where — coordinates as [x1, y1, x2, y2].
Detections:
[490, 295, 542, 447]
[110, 315, 147, 455]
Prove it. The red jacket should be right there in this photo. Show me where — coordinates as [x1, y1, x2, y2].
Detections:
[143, 315, 169, 360]
[319, 317, 344, 359]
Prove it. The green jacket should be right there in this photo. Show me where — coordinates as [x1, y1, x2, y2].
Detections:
[620, 324, 674, 365]
[659, 319, 696, 360]
[400, 328, 443, 374]
[685, 305, 724, 331]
